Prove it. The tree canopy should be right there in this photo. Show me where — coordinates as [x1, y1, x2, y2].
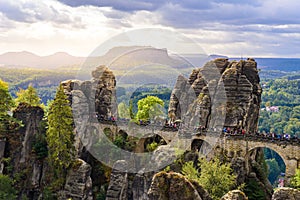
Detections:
[0, 79, 14, 114]
[117, 102, 130, 119]
[259, 78, 300, 137]
[290, 168, 300, 190]
[136, 95, 165, 121]
[46, 84, 75, 170]
[15, 85, 42, 107]
[182, 158, 237, 200]
[0, 174, 17, 199]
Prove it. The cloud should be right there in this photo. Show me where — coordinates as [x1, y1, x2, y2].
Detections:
[0, 0, 82, 26]
[58, 0, 164, 11]
[1, 0, 300, 57]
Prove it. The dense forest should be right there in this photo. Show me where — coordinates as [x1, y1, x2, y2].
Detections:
[258, 78, 300, 136]
[0, 67, 76, 104]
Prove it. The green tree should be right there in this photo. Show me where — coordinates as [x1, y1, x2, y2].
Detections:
[290, 168, 300, 190]
[15, 85, 42, 107]
[0, 174, 17, 199]
[182, 158, 237, 200]
[0, 79, 19, 133]
[0, 79, 14, 114]
[46, 84, 75, 170]
[118, 102, 130, 119]
[136, 96, 164, 121]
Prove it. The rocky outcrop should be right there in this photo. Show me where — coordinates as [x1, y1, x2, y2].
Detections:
[59, 159, 93, 200]
[271, 187, 300, 200]
[148, 171, 212, 200]
[132, 170, 155, 200]
[13, 103, 44, 163]
[61, 65, 117, 121]
[221, 190, 248, 200]
[168, 58, 262, 133]
[106, 160, 129, 200]
[0, 103, 46, 198]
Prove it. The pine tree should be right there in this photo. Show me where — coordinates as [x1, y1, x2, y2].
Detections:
[0, 79, 17, 133]
[46, 84, 75, 170]
[0, 79, 14, 114]
[15, 85, 41, 107]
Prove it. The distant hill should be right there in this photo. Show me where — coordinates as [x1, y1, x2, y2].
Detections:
[1, 48, 299, 73]
[0, 51, 85, 69]
[229, 57, 300, 72]
[254, 58, 300, 72]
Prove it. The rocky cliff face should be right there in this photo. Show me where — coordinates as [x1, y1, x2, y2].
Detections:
[61, 65, 117, 121]
[0, 103, 45, 198]
[168, 58, 262, 133]
[59, 159, 93, 200]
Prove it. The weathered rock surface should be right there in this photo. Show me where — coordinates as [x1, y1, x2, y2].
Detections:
[148, 171, 212, 200]
[132, 170, 155, 200]
[59, 159, 93, 200]
[61, 65, 117, 121]
[168, 58, 262, 134]
[106, 160, 129, 200]
[13, 103, 44, 163]
[0, 103, 46, 199]
[221, 190, 248, 200]
[271, 187, 300, 200]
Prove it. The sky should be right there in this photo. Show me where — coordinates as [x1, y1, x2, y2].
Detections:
[1, 0, 300, 57]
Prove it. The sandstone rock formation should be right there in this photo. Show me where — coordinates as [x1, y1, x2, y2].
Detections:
[148, 171, 212, 200]
[59, 159, 93, 200]
[0, 103, 46, 198]
[132, 169, 155, 200]
[168, 58, 262, 134]
[13, 103, 44, 163]
[220, 190, 248, 200]
[271, 187, 300, 200]
[106, 160, 129, 200]
[61, 65, 117, 121]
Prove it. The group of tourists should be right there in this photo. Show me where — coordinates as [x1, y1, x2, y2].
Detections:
[222, 126, 299, 142]
[96, 115, 299, 142]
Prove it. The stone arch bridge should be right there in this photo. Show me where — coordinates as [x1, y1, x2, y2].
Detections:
[86, 121, 300, 178]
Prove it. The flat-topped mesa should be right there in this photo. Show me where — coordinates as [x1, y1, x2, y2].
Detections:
[61, 65, 117, 120]
[168, 58, 262, 134]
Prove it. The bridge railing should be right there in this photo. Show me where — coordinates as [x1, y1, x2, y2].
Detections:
[96, 118, 179, 132]
[95, 118, 299, 145]
[222, 133, 300, 145]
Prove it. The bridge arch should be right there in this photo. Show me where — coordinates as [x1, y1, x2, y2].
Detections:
[135, 134, 167, 153]
[246, 146, 286, 186]
[118, 130, 128, 139]
[191, 139, 213, 157]
[245, 139, 300, 183]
